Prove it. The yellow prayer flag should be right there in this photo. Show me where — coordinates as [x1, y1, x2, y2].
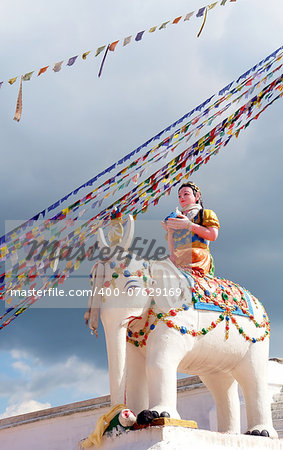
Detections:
[1, 246, 8, 256]
[149, 26, 157, 33]
[8, 77, 17, 85]
[82, 51, 91, 60]
[208, 2, 218, 9]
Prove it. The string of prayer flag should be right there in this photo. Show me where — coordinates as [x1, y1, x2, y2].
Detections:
[1, 45, 281, 250]
[1, 0, 240, 119]
[0, 46, 282, 329]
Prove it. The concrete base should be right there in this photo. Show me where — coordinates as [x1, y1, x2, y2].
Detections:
[79, 426, 283, 450]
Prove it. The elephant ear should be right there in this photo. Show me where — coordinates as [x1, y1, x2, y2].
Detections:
[150, 259, 191, 313]
[84, 262, 105, 336]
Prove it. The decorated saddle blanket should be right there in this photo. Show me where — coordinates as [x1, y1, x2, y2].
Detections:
[126, 266, 269, 348]
[181, 269, 254, 317]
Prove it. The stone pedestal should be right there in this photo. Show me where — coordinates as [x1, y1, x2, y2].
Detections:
[79, 426, 283, 450]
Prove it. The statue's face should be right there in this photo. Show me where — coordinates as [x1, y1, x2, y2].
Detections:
[178, 187, 198, 209]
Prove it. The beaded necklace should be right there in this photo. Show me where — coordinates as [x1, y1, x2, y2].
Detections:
[97, 257, 150, 295]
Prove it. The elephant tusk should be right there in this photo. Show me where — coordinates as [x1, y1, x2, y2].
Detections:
[52, 246, 60, 272]
[97, 227, 109, 249]
[120, 215, 134, 251]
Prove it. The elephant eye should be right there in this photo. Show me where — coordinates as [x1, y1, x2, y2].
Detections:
[127, 284, 139, 292]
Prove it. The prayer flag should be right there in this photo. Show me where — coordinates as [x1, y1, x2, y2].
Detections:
[13, 78, 23, 122]
[38, 66, 49, 76]
[123, 36, 132, 46]
[197, 7, 208, 37]
[220, 0, 228, 4]
[109, 40, 119, 51]
[173, 16, 182, 24]
[67, 56, 78, 66]
[135, 31, 145, 42]
[149, 26, 157, 33]
[53, 61, 63, 72]
[196, 7, 206, 17]
[208, 2, 218, 9]
[8, 77, 17, 85]
[159, 21, 170, 30]
[184, 12, 194, 21]
[0, 82, 3, 88]
[95, 46, 106, 56]
[98, 44, 110, 77]
[22, 71, 34, 81]
[82, 51, 91, 60]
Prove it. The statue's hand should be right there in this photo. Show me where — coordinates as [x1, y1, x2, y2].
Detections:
[166, 216, 191, 230]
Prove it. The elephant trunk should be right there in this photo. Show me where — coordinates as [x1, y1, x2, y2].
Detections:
[101, 311, 128, 405]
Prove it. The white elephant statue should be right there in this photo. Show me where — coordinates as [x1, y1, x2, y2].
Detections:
[84, 215, 277, 438]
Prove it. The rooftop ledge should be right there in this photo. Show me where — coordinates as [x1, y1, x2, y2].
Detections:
[0, 375, 202, 430]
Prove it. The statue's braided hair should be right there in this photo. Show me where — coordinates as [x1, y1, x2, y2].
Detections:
[178, 181, 204, 225]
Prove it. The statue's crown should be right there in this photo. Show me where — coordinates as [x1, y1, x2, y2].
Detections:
[110, 208, 122, 221]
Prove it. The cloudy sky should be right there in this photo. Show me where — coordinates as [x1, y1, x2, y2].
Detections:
[0, 0, 282, 419]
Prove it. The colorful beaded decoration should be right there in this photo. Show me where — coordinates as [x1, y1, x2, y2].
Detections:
[90, 257, 270, 347]
[126, 272, 270, 348]
[188, 272, 257, 315]
[90, 257, 150, 300]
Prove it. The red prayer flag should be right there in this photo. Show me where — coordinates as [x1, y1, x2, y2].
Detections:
[173, 16, 182, 24]
[38, 66, 49, 76]
[109, 40, 119, 51]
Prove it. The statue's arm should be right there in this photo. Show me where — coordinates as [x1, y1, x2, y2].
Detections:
[191, 224, 218, 242]
[166, 212, 219, 242]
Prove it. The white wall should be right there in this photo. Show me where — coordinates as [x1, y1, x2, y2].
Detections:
[0, 361, 282, 450]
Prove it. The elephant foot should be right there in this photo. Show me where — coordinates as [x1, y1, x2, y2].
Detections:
[136, 410, 170, 426]
[245, 429, 270, 437]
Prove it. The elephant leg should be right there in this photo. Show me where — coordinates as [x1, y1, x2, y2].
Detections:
[232, 350, 278, 438]
[200, 372, 241, 434]
[125, 344, 149, 414]
[146, 338, 182, 419]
